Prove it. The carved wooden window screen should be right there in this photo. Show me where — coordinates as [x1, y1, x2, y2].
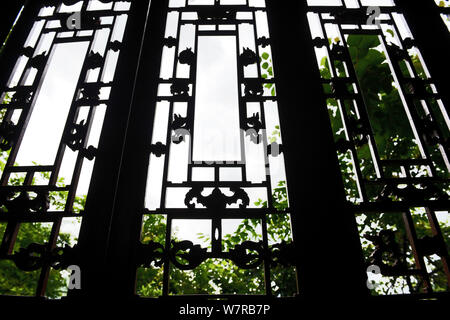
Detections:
[307, 0, 450, 295]
[0, 0, 131, 297]
[137, 0, 296, 297]
[0, 0, 448, 302]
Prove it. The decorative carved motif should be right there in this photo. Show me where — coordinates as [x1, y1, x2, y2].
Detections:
[257, 37, 270, 48]
[12, 243, 48, 271]
[178, 48, 195, 66]
[12, 88, 32, 104]
[51, 245, 80, 270]
[171, 114, 190, 144]
[312, 37, 329, 48]
[85, 51, 104, 70]
[62, 121, 97, 159]
[109, 40, 122, 52]
[137, 240, 297, 271]
[79, 83, 101, 104]
[244, 79, 264, 97]
[22, 46, 34, 58]
[63, 120, 88, 152]
[386, 43, 409, 61]
[243, 113, 263, 144]
[171, 79, 190, 96]
[12, 243, 79, 271]
[377, 183, 449, 202]
[150, 142, 166, 157]
[0, 120, 17, 151]
[80, 145, 97, 160]
[0, 191, 49, 213]
[229, 241, 264, 269]
[164, 37, 177, 48]
[169, 240, 207, 271]
[184, 187, 250, 211]
[239, 48, 258, 67]
[137, 241, 165, 268]
[330, 43, 346, 60]
[29, 52, 47, 70]
[244, 112, 262, 131]
[172, 114, 189, 131]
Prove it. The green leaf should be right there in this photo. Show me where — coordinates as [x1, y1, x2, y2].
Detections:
[386, 29, 394, 37]
[261, 52, 269, 60]
[262, 62, 269, 69]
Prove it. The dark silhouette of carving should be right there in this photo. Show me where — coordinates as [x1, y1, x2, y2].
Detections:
[0, 191, 49, 213]
[0, 120, 17, 151]
[244, 79, 264, 97]
[178, 48, 195, 65]
[85, 51, 104, 70]
[184, 187, 250, 210]
[239, 48, 258, 67]
[171, 79, 190, 96]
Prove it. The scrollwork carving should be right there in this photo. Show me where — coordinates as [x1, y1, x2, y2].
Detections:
[11, 243, 79, 271]
[150, 142, 166, 157]
[171, 79, 190, 96]
[244, 79, 264, 97]
[169, 240, 207, 271]
[0, 191, 49, 213]
[377, 183, 449, 202]
[137, 241, 166, 268]
[178, 48, 195, 66]
[229, 241, 264, 269]
[239, 48, 258, 67]
[85, 51, 104, 70]
[184, 187, 250, 211]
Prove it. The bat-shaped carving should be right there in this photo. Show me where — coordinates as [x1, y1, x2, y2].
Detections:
[184, 187, 250, 211]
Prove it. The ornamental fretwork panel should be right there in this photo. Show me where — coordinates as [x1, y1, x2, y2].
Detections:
[0, 0, 131, 297]
[0, 0, 448, 303]
[307, 0, 449, 294]
[136, 0, 296, 297]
